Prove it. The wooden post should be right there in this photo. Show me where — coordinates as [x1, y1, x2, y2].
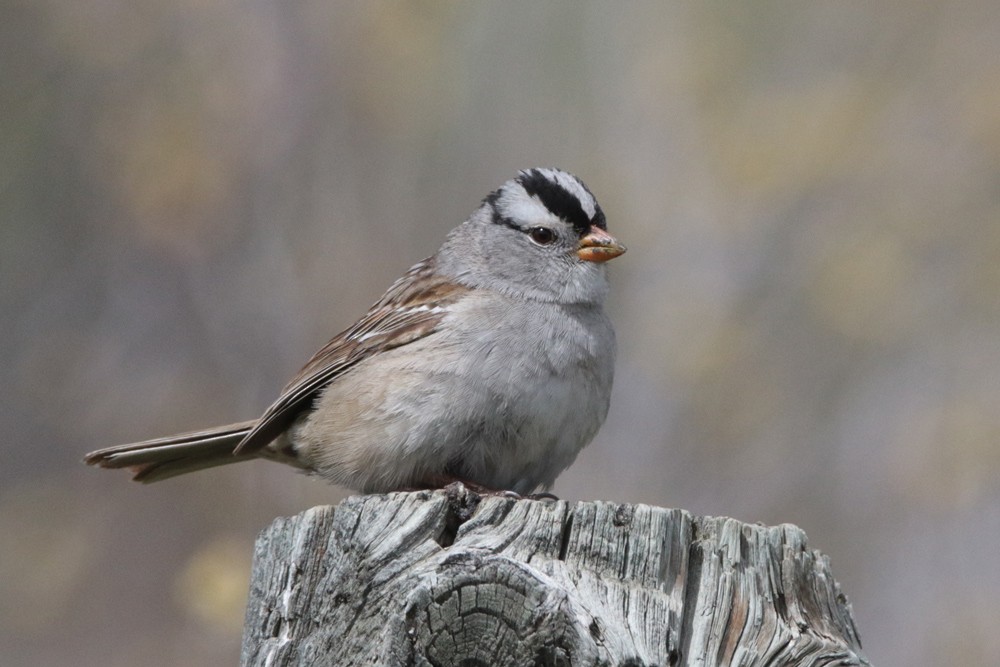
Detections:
[241, 485, 870, 666]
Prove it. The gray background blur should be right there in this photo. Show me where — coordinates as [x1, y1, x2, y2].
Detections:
[2, 2, 999, 665]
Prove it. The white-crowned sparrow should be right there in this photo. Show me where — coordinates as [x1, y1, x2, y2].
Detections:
[85, 168, 625, 494]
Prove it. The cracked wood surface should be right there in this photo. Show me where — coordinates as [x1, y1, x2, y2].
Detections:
[240, 487, 869, 667]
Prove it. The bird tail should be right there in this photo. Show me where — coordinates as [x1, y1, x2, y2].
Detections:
[85, 420, 260, 483]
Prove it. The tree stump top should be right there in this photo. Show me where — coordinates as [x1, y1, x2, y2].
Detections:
[241, 487, 869, 667]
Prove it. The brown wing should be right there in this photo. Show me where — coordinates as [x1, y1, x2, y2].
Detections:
[233, 257, 470, 454]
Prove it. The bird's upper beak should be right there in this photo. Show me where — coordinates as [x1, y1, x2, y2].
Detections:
[577, 226, 626, 263]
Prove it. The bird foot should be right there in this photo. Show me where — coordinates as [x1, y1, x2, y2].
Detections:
[420, 475, 559, 501]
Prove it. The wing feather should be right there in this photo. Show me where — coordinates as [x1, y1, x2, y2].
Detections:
[233, 258, 469, 454]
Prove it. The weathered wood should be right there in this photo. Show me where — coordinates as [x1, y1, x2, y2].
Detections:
[241, 486, 869, 667]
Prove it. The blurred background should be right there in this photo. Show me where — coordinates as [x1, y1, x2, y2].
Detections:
[2, 1, 999, 665]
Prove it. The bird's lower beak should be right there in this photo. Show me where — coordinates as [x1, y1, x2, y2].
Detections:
[577, 226, 626, 263]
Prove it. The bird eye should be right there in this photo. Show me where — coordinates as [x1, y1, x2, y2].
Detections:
[528, 227, 556, 246]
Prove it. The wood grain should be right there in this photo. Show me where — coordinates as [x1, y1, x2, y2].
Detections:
[241, 486, 869, 666]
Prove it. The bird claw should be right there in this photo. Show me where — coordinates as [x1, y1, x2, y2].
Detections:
[420, 476, 559, 502]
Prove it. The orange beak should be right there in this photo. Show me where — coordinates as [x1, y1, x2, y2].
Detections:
[577, 226, 626, 263]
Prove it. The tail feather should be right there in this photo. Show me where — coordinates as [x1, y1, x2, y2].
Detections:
[85, 420, 259, 483]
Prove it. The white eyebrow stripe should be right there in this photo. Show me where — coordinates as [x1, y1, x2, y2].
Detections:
[499, 187, 556, 227]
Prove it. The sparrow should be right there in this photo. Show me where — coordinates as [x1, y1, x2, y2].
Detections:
[85, 168, 625, 495]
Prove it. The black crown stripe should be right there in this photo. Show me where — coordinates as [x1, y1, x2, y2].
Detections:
[517, 169, 606, 235]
